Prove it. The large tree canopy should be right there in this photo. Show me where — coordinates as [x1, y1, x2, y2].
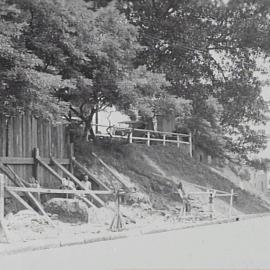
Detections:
[0, 0, 69, 119]
[120, 0, 270, 160]
[1, 0, 270, 161]
[7, 0, 177, 139]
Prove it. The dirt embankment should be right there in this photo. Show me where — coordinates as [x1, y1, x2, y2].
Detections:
[75, 142, 270, 215]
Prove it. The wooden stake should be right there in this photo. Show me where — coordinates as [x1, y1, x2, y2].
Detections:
[147, 132, 150, 146]
[91, 152, 129, 189]
[189, 133, 193, 157]
[72, 157, 110, 191]
[163, 135, 166, 146]
[6, 187, 34, 212]
[229, 189, 234, 218]
[0, 174, 4, 221]
[2, 164, 54, 225]
[34, 148, 40, 181]
[0, 174, 10, 243]
[129, 130, 133, 144]
[69, 143, 74, 174]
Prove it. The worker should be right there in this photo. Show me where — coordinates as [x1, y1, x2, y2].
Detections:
[80, 174, 92, 201]
[81, 174, 92, 190]
[61, 177, 75, 198]
[177, 181, 191, 215]
[208, 189, 216, 219]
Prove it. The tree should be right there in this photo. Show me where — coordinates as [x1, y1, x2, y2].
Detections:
[120, 0, 270, 159]
[13, 0, 175, 140]
[0, 0, 69, 120]
[117, 65, 191, 128]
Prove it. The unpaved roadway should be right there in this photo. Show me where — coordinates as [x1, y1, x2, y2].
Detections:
[1, 216, 270, 270]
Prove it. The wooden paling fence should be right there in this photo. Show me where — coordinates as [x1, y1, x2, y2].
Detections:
[0, 113, 113, 214]
[0, 112, 70, 187]
[92, 124, 193, 157]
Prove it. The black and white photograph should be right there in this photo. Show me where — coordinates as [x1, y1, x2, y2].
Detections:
[1, 0, 270, 269]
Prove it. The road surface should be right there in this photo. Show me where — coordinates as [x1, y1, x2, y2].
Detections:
[1, 216, 270, 270]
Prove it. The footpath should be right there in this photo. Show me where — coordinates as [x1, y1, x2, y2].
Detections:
[0, 213, 269, 256]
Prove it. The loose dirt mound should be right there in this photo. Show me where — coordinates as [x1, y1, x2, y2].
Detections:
[44, 198, 89, 223]
[5, 210, 57, 242]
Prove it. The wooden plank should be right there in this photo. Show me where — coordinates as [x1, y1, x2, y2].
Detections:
[21, 114, 27, 180]
[43, 121, 47, 158]
[57, 125, 62, 159]
[37, 118, 43, 157]
[0, 157, 70, 165]
[7, 117, 14, 157]
[34, 148, 40, 182]
[6, 187, 34, 211]
[48, 121, 52, 157]
[18, 115, 23, 179]
[0, 174, 4, 220]
[72, 158, 110, 191]
[64, 126, 70, 158]
[229, 189, 234, 218]
[12, 117, 18, 157]
[6, 165, 30, 187]
[18, 115, 23, 157]
[8, 186, 113, 195]
[37, 158, 63, 184]
[47, 123, 53, 186]
[0, 118, 4, 156]
[91, 152, 129, 189]
[0, 175, 9, 243]
[0, 117, 2, 156]
[5, 165, 54, 224]
[69, 143, 74, 174]
[189, 133, 193, 157]
[26, 111, 32, 157]
[0, 162, 21, 187]
[32, 117, 38, 149]
[2, 118, 6, 156]
[38, 158, 97, 208]
[51, 125, 57, 158]
[78, 196, 96, 208]
[0, 219, 10, 243]
[51, 157, 105, 207]
[0, 163, 54, 225]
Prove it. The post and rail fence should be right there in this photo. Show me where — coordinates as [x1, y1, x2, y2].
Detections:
[91, 124, 193, 157]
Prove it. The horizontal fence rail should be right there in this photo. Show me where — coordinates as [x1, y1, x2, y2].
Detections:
[91, 124, 193, 157]
[7, 186, 113, 195]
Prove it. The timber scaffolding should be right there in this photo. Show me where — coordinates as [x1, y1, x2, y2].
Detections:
[0, 113, 128, 229]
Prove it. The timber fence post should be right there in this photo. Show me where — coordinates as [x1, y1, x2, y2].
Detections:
[129, 130, 133, 144]
[0, 174, 4, 221]
[147, 131, 150, 146]
[69, 143, 74, 174]
[34, 147, 40, 181]
[229, 189, 234, 218]
[163, 134, 166, 146]
[0, 173, 10, 243]
[189, 133, 193, 158]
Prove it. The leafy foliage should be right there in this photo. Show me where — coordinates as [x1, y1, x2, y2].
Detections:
[120, 0, 270, 159]
[0, 0, 69, 120]
[1, 0, 270, 161]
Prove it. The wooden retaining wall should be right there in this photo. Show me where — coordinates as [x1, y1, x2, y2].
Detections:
[0, 112, 70, 187]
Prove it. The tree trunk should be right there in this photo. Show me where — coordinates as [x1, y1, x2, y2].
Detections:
[83, 110, 96, 142]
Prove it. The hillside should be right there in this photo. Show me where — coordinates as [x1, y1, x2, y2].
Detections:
[75, 142, 270, 216]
